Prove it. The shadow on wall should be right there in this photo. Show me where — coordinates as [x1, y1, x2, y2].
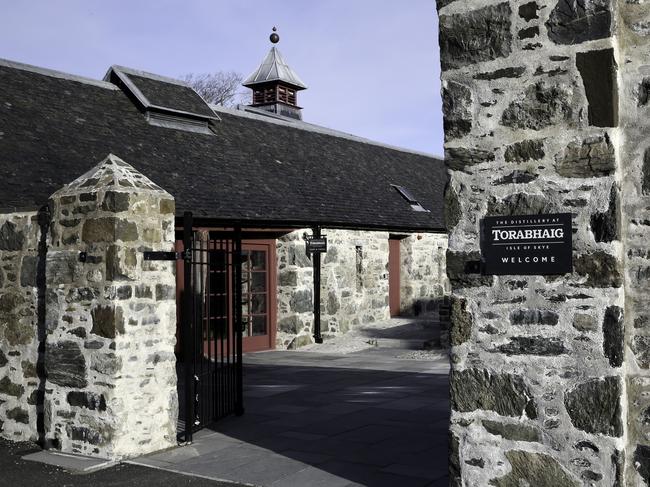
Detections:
[408, 296, 447, 317]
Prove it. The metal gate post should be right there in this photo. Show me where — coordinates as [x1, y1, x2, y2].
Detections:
[312, 226, 323, 344]
[182, 211, 194, 442]
[234, 226, 245, 416]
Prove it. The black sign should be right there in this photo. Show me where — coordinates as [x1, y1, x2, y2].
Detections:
[306, 237, 328, 254]
[480, 213, 572, 275]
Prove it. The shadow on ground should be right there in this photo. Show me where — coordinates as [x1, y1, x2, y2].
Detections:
[224, 361, 450, 486]
[141, 350, 451, 487]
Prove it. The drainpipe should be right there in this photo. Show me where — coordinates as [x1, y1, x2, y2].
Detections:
[312, 226, 323, 344]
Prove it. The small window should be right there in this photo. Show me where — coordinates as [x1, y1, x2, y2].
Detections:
[355, 245, 363, 291]
[391, 184, 430, 213]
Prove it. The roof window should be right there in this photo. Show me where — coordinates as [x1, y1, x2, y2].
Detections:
[391, 184, 430, 213]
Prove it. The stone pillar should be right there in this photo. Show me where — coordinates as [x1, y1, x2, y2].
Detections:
[619, 3, 650, 484]
[436, 0, 647, 484]
[44, 154, 177, 459]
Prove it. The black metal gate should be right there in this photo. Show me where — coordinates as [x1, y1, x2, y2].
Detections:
[179, 212, 244, 443]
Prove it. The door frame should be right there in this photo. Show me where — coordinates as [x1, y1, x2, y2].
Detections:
[388, 237, 403, 317]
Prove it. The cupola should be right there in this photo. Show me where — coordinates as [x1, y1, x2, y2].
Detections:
[243, 28, 307, 120]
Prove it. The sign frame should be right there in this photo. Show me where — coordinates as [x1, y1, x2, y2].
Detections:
[480, 213, 573, 276]
[305, 236, 328, 256]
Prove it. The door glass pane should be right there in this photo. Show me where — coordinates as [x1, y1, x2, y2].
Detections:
[241, 294, 250, 318]
[251, 294, 266, 314]
[241, 251, 252, 273]
[242, 315, 251, 337]
[239, 246, 269, 342]
[252, 315, 266, 336]
[251, 272, 265, 292]
[250, 251, 266, 270]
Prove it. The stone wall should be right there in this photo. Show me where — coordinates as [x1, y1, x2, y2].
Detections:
[399, 233, 449, 315]
[276, 229, 447, 348]
[276, 230, 313, 349]
[0, 212, 42, 441]
[438, 0, 634, 485]
[319, 229, 391, 337]
[0, 154, 178, 461]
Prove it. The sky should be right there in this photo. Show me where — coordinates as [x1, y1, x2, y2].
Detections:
[1, 1, 443, 156]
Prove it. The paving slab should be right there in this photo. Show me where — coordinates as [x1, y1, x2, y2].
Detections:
[23, 450, 117, 472]
[269, 466, 352, 487]
[132, 321, 450, 486]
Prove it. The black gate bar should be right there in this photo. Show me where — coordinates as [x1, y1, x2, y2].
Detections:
[234, 226, 245, 416]
[182, 211, 194, 442]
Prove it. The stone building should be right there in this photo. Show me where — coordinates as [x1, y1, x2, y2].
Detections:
[0, 37, 446, 457]
[438, 0, 650, 485]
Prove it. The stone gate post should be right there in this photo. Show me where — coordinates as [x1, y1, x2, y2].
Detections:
[437, 0, 650, 484]
[44, 154, 177, 459]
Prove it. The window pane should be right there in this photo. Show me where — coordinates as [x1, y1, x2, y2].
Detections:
[251, 294, 266, 314]
[252, 315, 266, 336]
[241, 251, 252, 273]
[241, 315, 251, 337]
[250, 251, 266, 270]
[251, 272, 266, 292]
[241, 295, 250, 317]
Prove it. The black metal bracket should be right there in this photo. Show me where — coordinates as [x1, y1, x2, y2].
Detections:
[143, 251, 183, 261]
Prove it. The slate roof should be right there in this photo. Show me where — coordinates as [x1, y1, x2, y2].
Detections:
[0, 59, 446, 232]
[243, 47, 307, 90]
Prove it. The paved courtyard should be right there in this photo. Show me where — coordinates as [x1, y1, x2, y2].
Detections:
[131, 337, 450, 487]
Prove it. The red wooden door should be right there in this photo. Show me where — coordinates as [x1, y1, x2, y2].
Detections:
[175, 237, 277, 354]
[240, 241, 277, 352]
[388, 239, 401, 317]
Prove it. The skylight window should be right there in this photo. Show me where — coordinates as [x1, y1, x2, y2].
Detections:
[391, 184, 430, 213]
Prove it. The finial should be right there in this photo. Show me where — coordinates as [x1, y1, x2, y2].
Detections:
[270, 26, 280, 44]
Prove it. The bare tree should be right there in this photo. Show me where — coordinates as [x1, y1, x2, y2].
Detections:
[181, 71, 249, 107]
